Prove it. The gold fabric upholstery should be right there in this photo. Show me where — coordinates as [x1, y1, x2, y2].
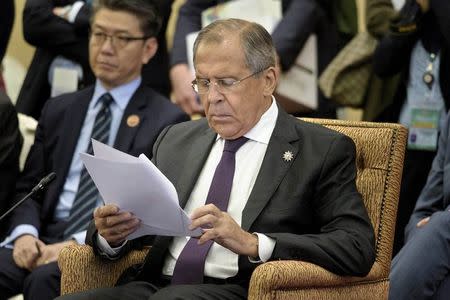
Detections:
[58, 118, 407, 299]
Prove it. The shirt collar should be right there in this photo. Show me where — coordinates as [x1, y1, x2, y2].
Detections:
[91, 77, 142, 110]
[217, 96, 278, 145]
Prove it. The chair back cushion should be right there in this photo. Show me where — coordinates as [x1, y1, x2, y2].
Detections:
[301, 118, 407, 275]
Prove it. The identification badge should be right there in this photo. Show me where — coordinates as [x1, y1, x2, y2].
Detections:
[51, 67, 79, 97]
[408, 107, 441, 151]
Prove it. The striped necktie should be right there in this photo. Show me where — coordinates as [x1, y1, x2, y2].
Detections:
[171, 136, 249, 284]
[64, 93, 113, 239]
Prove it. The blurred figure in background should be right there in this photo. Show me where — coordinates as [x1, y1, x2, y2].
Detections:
[15, 0, 173, 121]
[372, 0, 450, 255]
[0, 0, 15, 92]
[169, 0, 340, 118]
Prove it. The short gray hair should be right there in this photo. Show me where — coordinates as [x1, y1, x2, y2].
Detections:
[193, 18, 276, 74]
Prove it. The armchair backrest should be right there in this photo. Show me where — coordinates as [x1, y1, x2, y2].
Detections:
[301, 118, 407, 276]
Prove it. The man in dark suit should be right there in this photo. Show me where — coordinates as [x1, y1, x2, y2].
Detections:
[0, 1, 188, 299]
[57, 18, 375, 300]
[0, 92, 22, 238]
[15, 0, 174, 121]
[170, 0, 338, 118]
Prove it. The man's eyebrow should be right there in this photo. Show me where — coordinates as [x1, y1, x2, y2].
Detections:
[91, 24, 131, 35]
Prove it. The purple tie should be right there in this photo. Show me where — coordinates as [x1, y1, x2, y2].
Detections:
[171, 136, 249, 285]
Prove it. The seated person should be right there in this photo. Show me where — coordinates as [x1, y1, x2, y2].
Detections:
[0, 0, 189, 299]
[16, 0, 174, 120]
[170, 0, 339, 118]
[389, 110, 450, 299]
[0, 91, 22, 238]
[57, 17, 375, 300]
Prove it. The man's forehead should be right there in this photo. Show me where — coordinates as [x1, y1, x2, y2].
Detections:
[92, 9, 140, 32]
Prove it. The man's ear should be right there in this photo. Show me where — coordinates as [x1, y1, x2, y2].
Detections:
[142, 37, 158, 64]
[262, 66, 278, 97]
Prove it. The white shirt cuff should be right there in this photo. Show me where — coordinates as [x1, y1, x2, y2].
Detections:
[0, 224, 39, 248]
[96, 233, 127, 257]
[70, 230, 87, 245]
[248, 232, 276, 263]
[67, 1, 85, 23]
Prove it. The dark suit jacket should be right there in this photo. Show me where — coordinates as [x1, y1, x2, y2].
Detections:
[0, 0, 14, 63]
[8, 85, 189, 244]
[0, 92, 22, 237]
[171, 0, 338, 117]
[405, 111, 450, 241]
[88, 106, 375, 287]
[16, 0, 174, 120]
[372, 0, 450, 122]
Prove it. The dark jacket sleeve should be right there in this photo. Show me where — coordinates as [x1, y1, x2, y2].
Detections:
[170, 0, 217, 66]
[23, 0, 89, 63]
[0, 0, 14, 63]
[373, 0, 450, 77]
[404, 111, 450, 241]
[0, 93, 22, 215]
[366, 0, 398, 39]
[430, 0, 450, 49]
[7, 99, 54, 232]
[272, 0, 323, 71]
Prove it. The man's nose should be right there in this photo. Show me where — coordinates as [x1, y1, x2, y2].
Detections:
[207, 82, 222, 103]
[100, 36, 115, 53]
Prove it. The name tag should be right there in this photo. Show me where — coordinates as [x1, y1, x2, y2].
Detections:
[408, 107, 441, 151]
[51, 67, 79, 97]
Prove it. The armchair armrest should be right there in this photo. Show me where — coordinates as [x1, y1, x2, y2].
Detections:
[58, 244, 149, 295]
[248, 260, 388, 300]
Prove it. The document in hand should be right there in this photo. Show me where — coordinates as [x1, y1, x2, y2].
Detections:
[80, 139, 202, 240]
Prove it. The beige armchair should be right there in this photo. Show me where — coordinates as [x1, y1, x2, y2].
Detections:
[59, 118, 407, 299]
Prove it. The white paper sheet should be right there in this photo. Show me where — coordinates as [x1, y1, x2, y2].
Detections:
[80, 140, 202, 239]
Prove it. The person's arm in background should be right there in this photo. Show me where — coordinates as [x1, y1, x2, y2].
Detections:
[0, 92, 22, 217]
[404, 111, 450, 241]
[0, 0, 14, 64]
[22, 0, 89, 66]
[372, 0, 420, 77]
[271, 0, 322, 72]
[170, 0, 217, 115]
[366, 0, 398, 39]
[429, 0, 450, 48]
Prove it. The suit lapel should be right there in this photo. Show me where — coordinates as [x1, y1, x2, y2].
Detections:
[176, 124, 216, 207]
[242, 109, 301, 231]
[114, 85, 148, 152]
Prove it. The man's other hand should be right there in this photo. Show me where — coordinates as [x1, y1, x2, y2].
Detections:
[189, 204, 258, 257]
[94, 204, 140, 247]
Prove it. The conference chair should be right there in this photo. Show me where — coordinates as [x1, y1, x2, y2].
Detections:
[58, 118, 407, 300]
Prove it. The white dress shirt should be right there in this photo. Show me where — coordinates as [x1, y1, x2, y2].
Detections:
[99, 97, 278, 279]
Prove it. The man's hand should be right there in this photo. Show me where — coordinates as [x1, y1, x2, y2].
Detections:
[189, 204, 258, 257]
[94, 204, 140, 247]
[416, 0, 430, 13]
[13, 235, 43, 271]
[35, 240, 77, 266]
[416, 216, 430, 227]
[170, 64, 204, 115]
[53, 5, 72, 21]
